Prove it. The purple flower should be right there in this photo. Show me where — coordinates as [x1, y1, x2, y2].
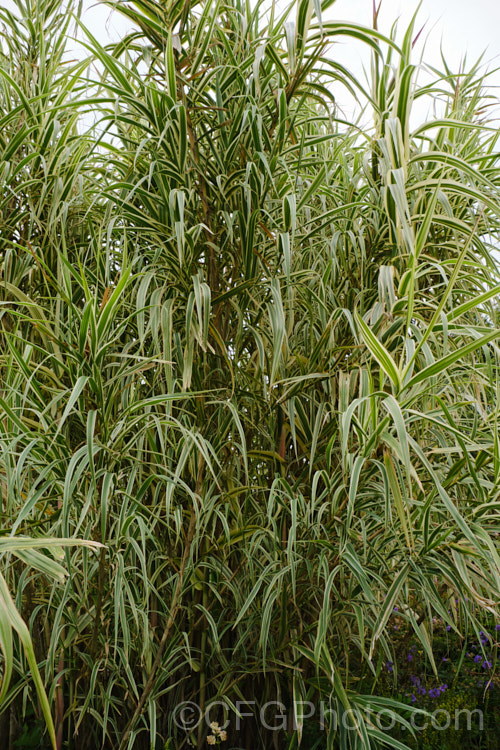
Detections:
[439, 684, 447, 693]
[393, 606, 398, 612]
[386, 661, 393, 673]
[442, 657, 448, 662]
[496, 624, 500, 632]
[409, 694, 416, 703]
[418, 687, 426, 696]
[428, 688, 440, 698]
[483, 661, 492, 670]
[474, 655, 482, 664]
[407, 653, 413, 662]
[446, 625, 452, 631]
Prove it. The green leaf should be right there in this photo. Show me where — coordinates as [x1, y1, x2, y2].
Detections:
[356, 312, 402, 391]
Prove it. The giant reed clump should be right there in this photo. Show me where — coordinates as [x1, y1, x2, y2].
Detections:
[1, 0, 500, 748]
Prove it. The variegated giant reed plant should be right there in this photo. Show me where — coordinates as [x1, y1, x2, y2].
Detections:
[1, 0, 500, 748]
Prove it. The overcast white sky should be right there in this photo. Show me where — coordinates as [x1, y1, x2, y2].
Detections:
[74, 0, 500, 69]
[333, 0, 500, 67]
[3, 0, 500, 117]
[75, 0, 500, 119]
[4, 0, 499, 73]
[331, 0, 500, 98]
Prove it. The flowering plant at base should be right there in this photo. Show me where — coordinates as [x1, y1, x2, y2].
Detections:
[206, 722, 227, 745]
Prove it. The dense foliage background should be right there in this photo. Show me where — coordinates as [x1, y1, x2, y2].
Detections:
[1, 0, 500, 748]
